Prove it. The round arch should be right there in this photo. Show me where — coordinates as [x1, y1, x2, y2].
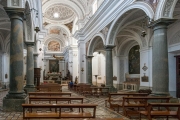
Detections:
[106, 1, 154, 45]
[42, 0, 85, 20]
[87, 33, 105, 56]
[155, 0, 178, 20]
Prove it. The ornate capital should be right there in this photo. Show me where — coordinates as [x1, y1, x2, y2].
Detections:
[149, 18, 177, 28]
[25, 42, 35, 46]
[87, 55, 94, 59]
[4, 7, 24, 21]
[104, 45, 115, 50]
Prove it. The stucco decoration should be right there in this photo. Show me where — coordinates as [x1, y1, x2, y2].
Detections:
[48, 41, 60, 51]
[44, 4, 75, 23]
[163, 0, 174, 17]
[25, 2, 32, 41]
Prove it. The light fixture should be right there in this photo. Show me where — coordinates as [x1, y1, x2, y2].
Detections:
[53, 12, 59, 18]
[39, 48, 42, 51]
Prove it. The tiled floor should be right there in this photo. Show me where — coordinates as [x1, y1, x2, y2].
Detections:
[0, 87, 129, 120]
[0, 87, 179, 120]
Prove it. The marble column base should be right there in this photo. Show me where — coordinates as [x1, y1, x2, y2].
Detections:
[151, 91, 170, 96]
[106, 85, 117, 93]
[24, 85, 36, 93]
[3, 96, 28, 112]
[115, 84, 123, 90]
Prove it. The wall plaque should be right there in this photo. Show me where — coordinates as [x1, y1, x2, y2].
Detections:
[141, 75, 148, 82]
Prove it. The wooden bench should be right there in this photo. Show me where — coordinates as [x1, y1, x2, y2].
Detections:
[36, 85, 62, 92]
[105, 93, 149, 112]
[29, 96, 84, 104]
[22, 104, 98, 119]
[122, 96, 171, 117]
[28, 92, 71, 97]
[139, 103, 180, 120]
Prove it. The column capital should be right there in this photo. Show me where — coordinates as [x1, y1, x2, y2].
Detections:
[4, 7, 25, 21]
[25, 42, 35, 46]
[104, 45, 115, 50]
[33, 53, 39, 56]
[149, 18, 177, 28]
[87, 55, 94, 59]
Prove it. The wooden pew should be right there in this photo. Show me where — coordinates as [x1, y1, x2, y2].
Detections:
[122, 96, 171, 117]
[22, 104, 98, 119]
[105, 93, 149, 112]
[36, 85, 62, 92]
[139, 103, 180, 120]
[29, 96, 84, 104]
[28, 92, 71, 97]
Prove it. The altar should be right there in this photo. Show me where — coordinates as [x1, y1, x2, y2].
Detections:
[46, 73, 62, 81]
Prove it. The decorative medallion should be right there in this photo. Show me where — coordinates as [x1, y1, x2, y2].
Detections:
[44, 4, 75, 21]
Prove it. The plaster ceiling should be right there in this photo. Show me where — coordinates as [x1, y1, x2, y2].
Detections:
[43, 4, 75, 24]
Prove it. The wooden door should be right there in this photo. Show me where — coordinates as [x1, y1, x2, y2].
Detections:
[175, 56, 180, 98]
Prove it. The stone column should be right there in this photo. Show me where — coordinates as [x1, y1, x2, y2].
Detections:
[24, 42, 35, 93]
[87, 56, 93, 84]
[105, 45, 116, 92]
[3, 8, 27, 112]
[151, 18, 176, 96]
[33, 53, 38, 68]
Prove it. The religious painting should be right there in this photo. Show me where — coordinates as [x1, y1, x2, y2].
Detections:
[49, 60, 59, 73]
[48, 41, 60, 51]
[49, 28, 60, 34]
[129, 45, 140, 74]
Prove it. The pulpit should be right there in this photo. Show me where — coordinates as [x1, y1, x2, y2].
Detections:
[34, 68, 41, 87]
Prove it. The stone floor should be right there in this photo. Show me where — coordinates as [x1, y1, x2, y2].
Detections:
[0, 87, 179, 120]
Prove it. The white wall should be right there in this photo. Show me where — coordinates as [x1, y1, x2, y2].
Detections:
[168, 53, 176, 92]
[1, 53, 10, 84]
[72, 51, 78, 82]
[140, 48, 152, 88]
[92, 52, 105, 85]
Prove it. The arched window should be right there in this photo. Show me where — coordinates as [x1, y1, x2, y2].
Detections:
[129, 45, 140, 74]
[48, 41, 60, 51]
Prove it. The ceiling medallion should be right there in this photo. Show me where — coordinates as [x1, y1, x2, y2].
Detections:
[44, 4, 75, 21]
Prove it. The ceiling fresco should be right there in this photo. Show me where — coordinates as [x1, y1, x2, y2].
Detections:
[48, 41, 60, 51]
